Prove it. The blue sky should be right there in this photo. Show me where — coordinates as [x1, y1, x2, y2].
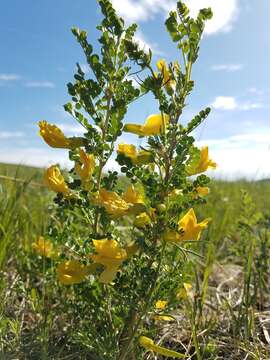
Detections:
[0, 0, 269, 179]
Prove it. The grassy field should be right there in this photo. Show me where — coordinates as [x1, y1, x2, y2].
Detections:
[0, 162, 270, 359]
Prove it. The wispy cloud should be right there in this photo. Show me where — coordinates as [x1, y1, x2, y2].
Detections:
[240, 103, 263, 111]
[0, 145, 122, 174]
[0, 73, 21, 81]
[0, 131, 25, 139]
[197, 129, 270, 179]
[55, 123, 85, 135]
[1, 128, 269, 180]
[25, 81, 55, 88]
[134, 31, 164, 56]
[0, 147, 70, 169]
[111, 0, 239, 35]
[212, 96, 237, 110]
[111, 0, 173, 23]
[211, 64, 243, 72]
[212, 96, 264, 111]
[248, 87, 264, 96]
[187, 0, 239, 35]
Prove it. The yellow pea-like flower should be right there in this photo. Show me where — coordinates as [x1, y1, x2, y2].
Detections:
[164, 208, 210, 243]
[44, 165, 70, 196]
[177, 208, 210, 241]
[123, 185, 144, 205]
[177, 283, 193, 300]
[117, 143, 137, 158]
[75, 148, 95, 182]
[95, 189, 129, 217]
[91, 239, 128, 284]
[32, 236, 57, 258]
[154, 300, 174, 322]
[157, 59, 176, 92]
[38, 121, 84, 149]
[196, 186, 210, 197]
[117, 144, 153, 165]
[139, 336, 185, 358]
[188, 146, 217, 175]
[123, 114, 169, 137]
[57, 260, 88, 285]
[155, 300, 168, 310]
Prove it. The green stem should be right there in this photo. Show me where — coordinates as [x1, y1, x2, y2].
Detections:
[118, 242, 166, 360]
[93, 95, 112, 234]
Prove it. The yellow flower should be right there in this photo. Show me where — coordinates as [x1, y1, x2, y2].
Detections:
[154, 300, 174, 322]
[75, 149, 95, 182]
[178, 208, 210, 241]
[155, 300, 168, 310]
[134, 212, 151, 228]
[189, 146, 217, 175]
[32, 236, 57, 258]
[95, 189, 129, 217]
[157, 59, 176, 92]
[123, 185, 144, 205]
[44, 165, 70, 196]
[91, 239, 128, 284]
[164, 209, 210, 243]
[177, 283, 193, 300]
[117, 143, 137, 158]
[196, 186, 210, 197]
[57, 260, 88, 285]
[139, 336, 185, 358]
[123, 114, 169, 137]
[39, 121, 84, 149]
[117, 144, 153, 165]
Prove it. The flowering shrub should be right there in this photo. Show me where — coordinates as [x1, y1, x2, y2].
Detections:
[35, 1, 216, 358]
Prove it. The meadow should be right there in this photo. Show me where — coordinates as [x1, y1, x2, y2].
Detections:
[0, 162, 270, 359]
[1, 1, 270, 359]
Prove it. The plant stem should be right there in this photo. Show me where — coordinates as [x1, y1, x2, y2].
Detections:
[118, 242, 166, 360]
[93, 95, 112, 234]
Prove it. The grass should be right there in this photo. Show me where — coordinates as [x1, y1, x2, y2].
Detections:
[0, 163, 270, 359]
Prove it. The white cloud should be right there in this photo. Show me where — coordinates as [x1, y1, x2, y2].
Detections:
[212, 96, 237, 110]
[134, 33, 151, 53]
[104, 158, 121, 173]
[55, 123, 85, 135]
[111, 0, 239, 35]
[111, 0, 175, 23]
[212, 96, 264, 111]
[134, 31, 164, 56]
[0, 147, 71, 169]
[248, 87, 264, 96]
[126, 75, 140, 88]
[197, 130, 270, 180]
[1, 128, 269, 180]
[25, 81, 55, 88]
[240, 103, 263, 111]
[0, 145, 121, 173]
[0, 74, 21, 81]
[211, 64, 243, 72]
[186, 0, 238, 34]
[0, 131, 24, 139]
